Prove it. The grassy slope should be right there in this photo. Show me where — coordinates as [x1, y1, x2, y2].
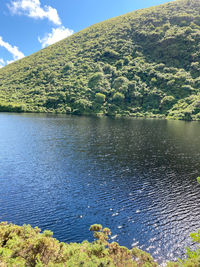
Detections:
[1, 0, 200, 120]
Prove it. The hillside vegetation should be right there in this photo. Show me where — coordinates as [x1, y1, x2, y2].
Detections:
[1, 0, 200, 120]
[0, 222, 200, 266]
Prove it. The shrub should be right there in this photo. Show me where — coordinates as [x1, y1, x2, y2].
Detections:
[113, 92, 125, 103]
[0, 222, 158, 267]
[95, 93, 106, 103]
[88, 72, 104, 89]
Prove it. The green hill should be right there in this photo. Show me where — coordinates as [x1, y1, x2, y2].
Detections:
[1, 0, 200, 120]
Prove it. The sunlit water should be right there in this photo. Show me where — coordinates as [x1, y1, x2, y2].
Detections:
[0, 113, 200, 263]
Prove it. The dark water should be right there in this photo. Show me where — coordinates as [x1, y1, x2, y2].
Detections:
[0, 113, 200, 263]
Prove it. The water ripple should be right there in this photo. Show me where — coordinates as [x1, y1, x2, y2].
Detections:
[0, 114, 200, 263]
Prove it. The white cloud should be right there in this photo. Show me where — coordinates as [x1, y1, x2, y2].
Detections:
[0, 58, 5, 68]
[38, 26, 74, 48]
[8, 0, 61, 25]
[0, 59, 5, 64]
[8, 0, 74, 49]
[0, 36, 25, 66]
[6, 59, 15, 65]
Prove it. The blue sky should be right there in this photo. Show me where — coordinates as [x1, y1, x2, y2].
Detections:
[0, 0, 174, 68]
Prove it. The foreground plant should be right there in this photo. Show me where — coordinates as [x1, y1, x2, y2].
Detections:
[1, 222, 200, 266]
[0, 222, 157, 266]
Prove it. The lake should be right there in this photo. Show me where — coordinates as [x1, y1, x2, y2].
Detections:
[0, 113, 200, 263]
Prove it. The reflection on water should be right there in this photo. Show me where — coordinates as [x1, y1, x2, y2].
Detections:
[0, 113, 200, 263]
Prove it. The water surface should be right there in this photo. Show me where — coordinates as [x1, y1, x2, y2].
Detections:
[0, 113, 200, 263]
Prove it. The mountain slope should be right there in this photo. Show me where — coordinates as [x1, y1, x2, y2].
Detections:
[1, 0, 200, 120]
